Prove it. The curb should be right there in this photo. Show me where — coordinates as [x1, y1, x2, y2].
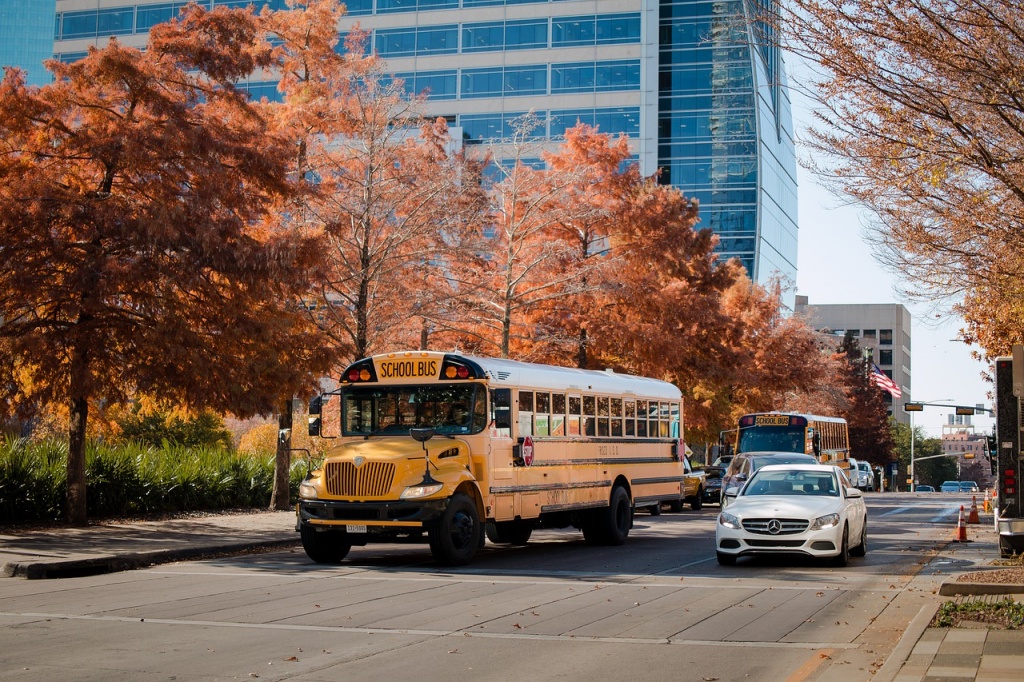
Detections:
[873, 601, 942, 682]
[1, 537, 300, 580]
[938, 581, 1024, 596]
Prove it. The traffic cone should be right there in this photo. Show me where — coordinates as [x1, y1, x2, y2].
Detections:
[968, 496, 980, 524]
[983, 490, 991, 513]
[954, 505, 968, 542]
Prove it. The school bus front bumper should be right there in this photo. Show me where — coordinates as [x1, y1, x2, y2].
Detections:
[297, 498, 449, 529]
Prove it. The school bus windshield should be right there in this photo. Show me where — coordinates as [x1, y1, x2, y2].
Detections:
[737, 425, 807, 454]
[342, 384, 487, 436]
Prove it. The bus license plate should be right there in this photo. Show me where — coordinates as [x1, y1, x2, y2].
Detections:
[347, 524, 367, 534]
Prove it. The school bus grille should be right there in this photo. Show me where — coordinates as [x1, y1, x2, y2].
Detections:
[324, 461, 395, 497]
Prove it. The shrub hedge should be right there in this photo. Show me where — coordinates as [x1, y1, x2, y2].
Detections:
[0, 436, 306, 524]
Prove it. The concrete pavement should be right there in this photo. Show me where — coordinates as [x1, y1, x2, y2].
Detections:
[0, 509, 298, 579]
[1, 506, 1022, 680]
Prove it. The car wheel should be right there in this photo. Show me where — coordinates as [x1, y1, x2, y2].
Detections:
[300, 525, 351, 564]
[691, 489, 703, 510]
[716, 551, 737, 566]
[429, 493, 481, 566]
[649, 503, 662, 516]
[832, 524, 850, 567]
[850, 521, 867, 557]
[668, 500, 684, 513]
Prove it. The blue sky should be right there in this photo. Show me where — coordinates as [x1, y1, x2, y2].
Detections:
[790, 76, 995, 439]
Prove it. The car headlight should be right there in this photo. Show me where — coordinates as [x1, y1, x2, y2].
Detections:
[718, 512, 741, 529]
[810, 513, 840, 530]
[400, 483, 444, 499]
[298, 480, 319, 500]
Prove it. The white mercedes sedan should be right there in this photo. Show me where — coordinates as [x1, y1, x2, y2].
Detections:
[715, 464, 867, 566]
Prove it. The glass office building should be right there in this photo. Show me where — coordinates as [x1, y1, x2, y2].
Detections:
[1, 0, 58, 86]
[50, 0, 797, 291]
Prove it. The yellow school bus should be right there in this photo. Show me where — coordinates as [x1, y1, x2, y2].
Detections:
[298, 351, 685, 565]
[735, 412, 851, 469]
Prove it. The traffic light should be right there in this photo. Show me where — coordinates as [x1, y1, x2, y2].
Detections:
[904, 402, 924, 412]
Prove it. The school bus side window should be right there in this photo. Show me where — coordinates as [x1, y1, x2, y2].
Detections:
[491, 388, 512, 437]
[583, 395, 596, 437]
[519, 390, 534, 437]
[636, 400, 648, 437]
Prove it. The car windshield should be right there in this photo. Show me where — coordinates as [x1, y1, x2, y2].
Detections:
[743, 469, 839, 497]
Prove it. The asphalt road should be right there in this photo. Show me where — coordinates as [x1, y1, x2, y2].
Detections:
[0, 492, 980, 681]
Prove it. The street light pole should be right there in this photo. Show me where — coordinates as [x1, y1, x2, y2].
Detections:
[908, 398, 953, 492]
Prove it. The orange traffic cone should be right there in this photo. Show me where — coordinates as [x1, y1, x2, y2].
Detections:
[954, 505, 968, 541]
[968, 496, 980, 524]
[984, 490, 991, 513]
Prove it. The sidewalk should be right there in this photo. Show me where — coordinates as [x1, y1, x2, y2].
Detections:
[0, 509, 299, 579]
[879, 511, 1024, 682]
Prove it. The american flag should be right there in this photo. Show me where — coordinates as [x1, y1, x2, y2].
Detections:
[870, 363, 902, 399]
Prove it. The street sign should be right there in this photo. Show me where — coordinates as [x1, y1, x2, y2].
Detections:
[904, 402, 924, 412]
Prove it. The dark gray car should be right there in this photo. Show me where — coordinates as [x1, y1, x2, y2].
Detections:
[721, 451, 819, 507]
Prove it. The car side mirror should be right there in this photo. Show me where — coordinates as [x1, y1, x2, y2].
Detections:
[735, 473, 747, 482]
[724, 486, 741, 498]
[846, 487, 862, 498]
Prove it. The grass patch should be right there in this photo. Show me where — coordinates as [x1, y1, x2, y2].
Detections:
[994, 553, 1024, 567]
[933, 598, 1024, 630]
[1, 436, 306, 523]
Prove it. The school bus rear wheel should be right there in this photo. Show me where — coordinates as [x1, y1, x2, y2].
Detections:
[300, 525, 351, 564]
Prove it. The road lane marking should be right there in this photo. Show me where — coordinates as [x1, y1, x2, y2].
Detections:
[0, 611, 858, 649]
[144, 568, 904, 592]
[880, 506, 915, 516]
[784, 647, 834, 682]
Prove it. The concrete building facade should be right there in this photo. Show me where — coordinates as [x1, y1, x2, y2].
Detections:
[795, 295, 912, 426]
[47, 0, 799, 297]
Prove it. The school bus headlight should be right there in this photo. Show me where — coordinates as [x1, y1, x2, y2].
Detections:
[400, 483, 444, 499]
[298, 481, 319, 500]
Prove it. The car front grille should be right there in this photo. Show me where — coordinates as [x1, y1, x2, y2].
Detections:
[745, 539, 806, 547]
[325, 461, 395, 497]
[742, 518, 809, 535]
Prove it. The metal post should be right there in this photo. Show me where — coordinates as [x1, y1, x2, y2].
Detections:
[910, 410, 915, 492]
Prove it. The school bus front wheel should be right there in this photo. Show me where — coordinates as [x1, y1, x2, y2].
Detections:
[428, 493, 483, 566]
[300, 525, 351, 564]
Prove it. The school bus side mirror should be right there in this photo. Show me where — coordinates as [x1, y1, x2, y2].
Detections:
[308, 395, 322, 438]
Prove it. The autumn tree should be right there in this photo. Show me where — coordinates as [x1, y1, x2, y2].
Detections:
[580, 175, 746, 442]
[265, 4, 484, 362]
[836, 334, 896, 467]
[781, 0, 1024, 359]
[445, 116, 607, 359]
[0, 6, 332, 524]
[532, 124, 634, 367]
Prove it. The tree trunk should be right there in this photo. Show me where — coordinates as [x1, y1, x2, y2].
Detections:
[67, 394, 89, 525]
[67, 334, 91, 524]
[271, 399, 292, 511]
[576, 327, 588, 369]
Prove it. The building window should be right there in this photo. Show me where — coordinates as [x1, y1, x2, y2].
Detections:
[864, 329, 876, 338]
[879, 349, 893, 366]
[880, 329, 893, 345]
